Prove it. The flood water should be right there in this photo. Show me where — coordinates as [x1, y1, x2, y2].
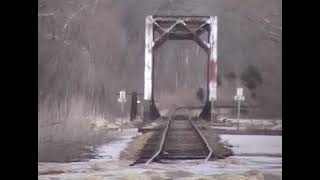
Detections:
[38, 130, 138, 163]
[38, 129, 282, 180]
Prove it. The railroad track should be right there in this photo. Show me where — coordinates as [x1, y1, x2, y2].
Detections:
[134, 107, 213, 164]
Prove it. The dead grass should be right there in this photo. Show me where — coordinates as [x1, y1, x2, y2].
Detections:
[38, 94, 121, 162]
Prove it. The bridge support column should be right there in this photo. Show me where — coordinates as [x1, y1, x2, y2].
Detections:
[143, 16, 160, 121]
[143, 100, 160, 121]
[199, 17, 218, 122]
[199, 100, 218, 122]
[199, 101, 211, 120]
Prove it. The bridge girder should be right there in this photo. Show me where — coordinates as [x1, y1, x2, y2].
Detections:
[143, 15, 218, 121]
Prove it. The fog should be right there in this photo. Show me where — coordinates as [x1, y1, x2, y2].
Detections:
[38, 0, 281, 147]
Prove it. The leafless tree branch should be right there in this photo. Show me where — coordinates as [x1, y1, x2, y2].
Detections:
[38, 12, 55, 17]
[62, 4, 91, 32]
[92, 0, 99, 14]
[268, 31, 280, 36]
[263, 18, 271, 24]
[38, 9, 58, 17]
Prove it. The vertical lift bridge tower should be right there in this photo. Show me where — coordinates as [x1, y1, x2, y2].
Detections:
[143, 15, 218, 121]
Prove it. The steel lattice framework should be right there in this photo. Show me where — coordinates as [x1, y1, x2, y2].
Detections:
[143, 15, 218, 121]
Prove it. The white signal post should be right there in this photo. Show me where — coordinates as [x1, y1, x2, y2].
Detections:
[234, 88, 245, 130]
[118, 90, 127, 132]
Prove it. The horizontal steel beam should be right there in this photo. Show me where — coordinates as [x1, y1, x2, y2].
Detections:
[152, 15, 211, 22]
[153, 20, 209, 53]
[167, 32, 194, 40]
[155, 21, 207, 30]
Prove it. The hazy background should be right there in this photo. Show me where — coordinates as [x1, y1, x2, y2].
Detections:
[38, 0, 281, 146]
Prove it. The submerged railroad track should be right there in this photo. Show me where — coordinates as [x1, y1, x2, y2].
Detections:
[134, 107, 213, 165]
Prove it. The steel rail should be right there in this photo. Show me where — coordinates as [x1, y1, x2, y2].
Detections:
[145, 107, 212, 164]
[187, 109, 213, 162]
[145, 110, 173, 165]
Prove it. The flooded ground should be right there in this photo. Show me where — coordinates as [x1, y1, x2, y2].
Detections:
[38, 125, 282, 180]
[38, 131, 124, 162]
[93, 129, 142, 161]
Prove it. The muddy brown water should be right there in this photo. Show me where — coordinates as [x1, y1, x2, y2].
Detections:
[38, 136, 121, 163]
[38, 141, 97, 162]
